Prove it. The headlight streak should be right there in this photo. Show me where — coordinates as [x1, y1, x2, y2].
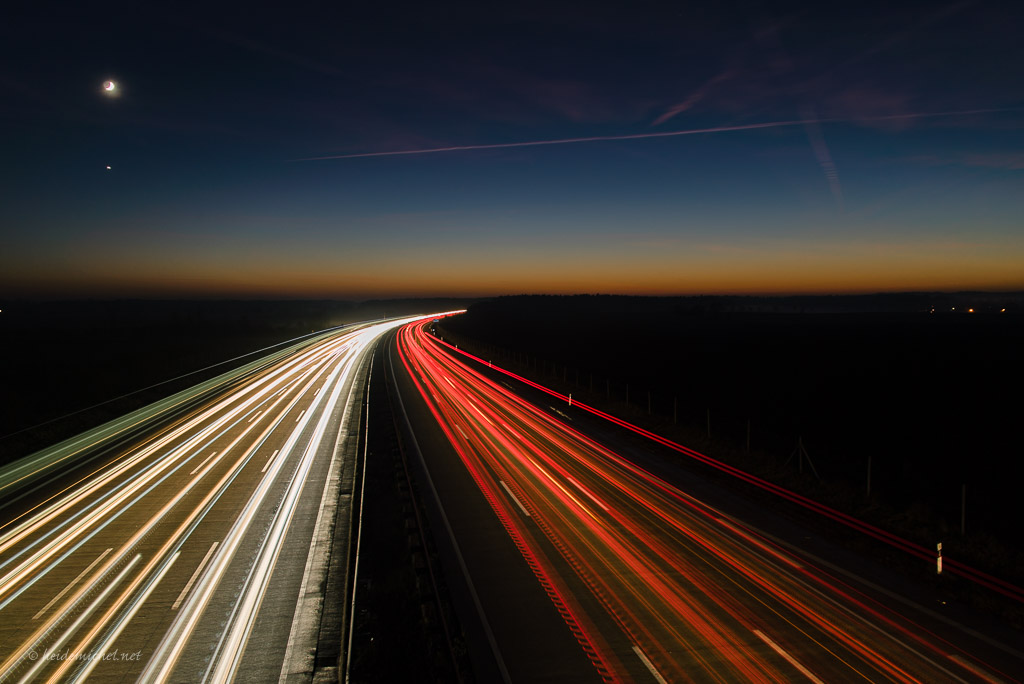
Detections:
[31, 548, 112, 621]
[52, 551, 181, 683]
[0, 347, 335, 614]
[204, 340, 367, 683]
[0, 329, 340, 501]
[140, 317, 423, 682]
[0, 317, 443, 681]
[139, 350, 354, 680]
[14, 554, 142, 683]
[118, 342, 356, 684]
[0, 338, 335, 566]
[396, 321, 1014, 684]
[0, 342, 346, 678]
[0, 332, 344, 553]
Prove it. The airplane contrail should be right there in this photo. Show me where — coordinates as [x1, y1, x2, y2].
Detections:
[802, 107, 844, 211]
[291, 108, 1011, 162]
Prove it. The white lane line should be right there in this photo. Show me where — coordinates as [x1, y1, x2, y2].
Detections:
[632, 645, 668, 684]
[189, 451, 218, 476]
[295, 409, 306, 422]
[247, 410, 263, 424]
[499, 480, 531, 517]
[754, 629, 825, 684]
[314, 386, 321, 396]
[172, 542, 220, 610]
[948, 654, 1005, 684]
[32, 548, 113, 620]
[261, 449, 281, 474]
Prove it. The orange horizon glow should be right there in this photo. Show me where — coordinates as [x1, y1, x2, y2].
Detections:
[5, 237, 1023, 299]
[5, 271, 1022, 300]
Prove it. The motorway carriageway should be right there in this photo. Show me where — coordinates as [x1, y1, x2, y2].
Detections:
[0, 315, 439, 683]
[396, 319, 1020, 684]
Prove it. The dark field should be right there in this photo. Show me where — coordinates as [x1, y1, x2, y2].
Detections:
[0, 298, 473, 463]
[442, 294, 1024, 551]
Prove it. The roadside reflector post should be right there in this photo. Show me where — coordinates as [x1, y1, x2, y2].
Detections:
[568, 393, 572, 406]
[937, 542, 943, 575]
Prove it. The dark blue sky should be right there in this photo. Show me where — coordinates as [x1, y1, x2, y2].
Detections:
[2, 1, 1022, 298]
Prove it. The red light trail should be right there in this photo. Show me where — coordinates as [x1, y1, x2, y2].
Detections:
[431, 332, 1024, 606]
[396, 319, 1018, 683]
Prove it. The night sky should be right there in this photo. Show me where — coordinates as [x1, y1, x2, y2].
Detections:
[3, 1, 1022, 299]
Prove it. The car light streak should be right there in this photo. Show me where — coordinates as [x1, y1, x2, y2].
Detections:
[0, 350, 330, 614]
[0, 339, 335, 571]
[397, 320, 1016, 683]
[754, 629, 826, 684]
[206, 337, 368, 683]
[16, 554, 141, 683]
[437, 337, 1024, 605]
[947, 654, 1006, 684]
[0, 314, 448, 681]
[0, 327, 351, 501]
[48, 551, 181, 683]
[31, 548, 112, 621]
[140, 341, 366, 681]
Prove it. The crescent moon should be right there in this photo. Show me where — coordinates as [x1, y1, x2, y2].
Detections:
[104, 81, 116, 91]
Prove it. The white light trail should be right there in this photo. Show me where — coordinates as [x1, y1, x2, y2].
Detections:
[0, 315, 444, 682]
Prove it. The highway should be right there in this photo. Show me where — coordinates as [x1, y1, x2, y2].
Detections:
[393, 319, 1022, 683]
[0, 316, 431, 683]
